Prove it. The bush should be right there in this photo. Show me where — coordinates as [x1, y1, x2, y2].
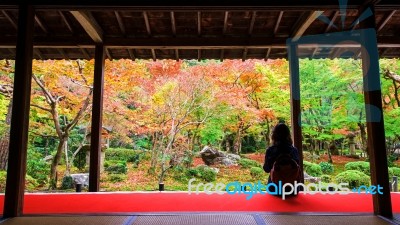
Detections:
[25, 175, 39, 191]
[239, 158, 261, 168]
[61, 175, 74, 189]
[108, 174, 127, 183]
[73, 150, 87, 170]
[387, 154, 398, 167]
[27, 148, 49, 185]
[303, 151, 320, 162]
[303, 161, 322, 177]
[104, 160, 127, 174]
[344, 161, 370, 175]
[390, 167, 400, 177]
[335, 170, 370, 189]
[250, 167, 265, 179]
[106, 148, 142, 163]
[319, 162, 334, 174]
[185, 165, 217, 182]
[320, 175, 332, 183]
[0, 170, 6, 192]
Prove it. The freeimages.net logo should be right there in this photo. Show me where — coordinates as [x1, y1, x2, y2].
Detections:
[188, 178, 384, 200]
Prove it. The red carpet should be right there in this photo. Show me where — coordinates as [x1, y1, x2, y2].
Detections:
[0, 192, 399, 214]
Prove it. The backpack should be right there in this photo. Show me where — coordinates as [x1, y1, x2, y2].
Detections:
[270, 153, 301, 184]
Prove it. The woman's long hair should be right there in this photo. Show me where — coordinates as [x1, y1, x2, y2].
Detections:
[271, 123, 293, 146]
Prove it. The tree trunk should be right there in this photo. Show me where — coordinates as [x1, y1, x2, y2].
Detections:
[0, 99, 12, 170]
[233, 122, 243, 155]
[50, 136, 67, 189]
[358, 121, 368, 158]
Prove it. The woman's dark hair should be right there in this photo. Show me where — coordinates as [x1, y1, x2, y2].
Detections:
[271, 123, 293, 146]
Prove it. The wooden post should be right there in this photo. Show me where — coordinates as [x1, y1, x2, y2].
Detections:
[89, 44, 105, 192]
[3, 5, 34, 218]
[288, 43, 304, 182]
[359, 4, 392, 218]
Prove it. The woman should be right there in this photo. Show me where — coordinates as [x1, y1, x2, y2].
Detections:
[263, 123, 300, 188]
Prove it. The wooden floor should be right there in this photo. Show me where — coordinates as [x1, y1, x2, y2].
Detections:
[0, 214, 398, 225]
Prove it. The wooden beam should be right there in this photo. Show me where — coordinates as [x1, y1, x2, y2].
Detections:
[220, 49, 224, 61]
[151, 48, 156, 61]
[59, 11, 74, 34]
[325, 11, 339, 33]
[197, 11, 201, 36]
[3, 5, 34, 218]
[311, 47, 319, 58]
[197, 49, 201, 61]
[80, 48, 90, 59]
[287, 43, 304, 184]
[2, 10, 17, 30]
[57, 48, 68, 59]
[114, 11, 126, 36]
[359, 4, 392, 218]
[242, 47, 247, 61]
[127, 49, 135, 60]
[175, 49, 179, 61]
[223, 11, 229, 34]
[105, 48, 112, 60]
[273, 11, 283, 35]
[143, 11, 151, 36]
[35, 14, 48, 34]
[264, 47, 271, 60]
[377, 10, 396, 32]
[89, 44, 105, 192]
[292, 11, 324, 41]
[170, 11, 176, 36]
[34, 48, 43, 59]
[248, 11, 256, 36]
[70, 11, 103, 43]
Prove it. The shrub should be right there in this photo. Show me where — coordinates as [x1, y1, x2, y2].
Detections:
[335, 170, 370, 189]
[73, 150, 87, 170]
[319, 162, 334, 174]
[61, 175, 74, 189]
[108, 174, 127, 183]
[320, 175, 332, 183]
[303, 151, 320, 162]
[106, 148, 142, 163]
[27, 148, 49, 185]
[390, 167, 400, 177]
[104, 160, 127, 174]
[303, 161, 322, 177]
[344, 161, 370, 175]
[185, 165, 217, 182]
[0, 170, 6, 192]
[25, 175, 39, 191]
[239, 158, 261, 168]
[250, 167, 265, 179]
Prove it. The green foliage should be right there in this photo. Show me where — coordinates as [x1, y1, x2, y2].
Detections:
[250, 167, 265, 179]
[0, 170, 6, 192]
[185, 165, 217, 182]
[239, 158, 261, 169]
[319, 162, 334, 174]
[303, 161, 322, 177]
[104, 160, 127, 174]
[344, 161, 370, 175]
[106, 148, 142, 164]
[25, 175, 39, 191]
[26, 147, 49, 185]
[73, 149, 87, 171]
[390, 167, 400, 177]
[335, 170, 370, 189]
[320, 175, 332, 183]
[108, 174, 127, 183]
[61, 176, 74, 189]
[387, 154, 398, 168]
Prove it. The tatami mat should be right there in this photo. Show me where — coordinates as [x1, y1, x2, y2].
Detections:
[0, 214, 397, 225]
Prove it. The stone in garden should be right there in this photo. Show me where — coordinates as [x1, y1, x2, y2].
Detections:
[200, 146, 226, 165]
[70, 173, 89, 187]
[213, 157, 235, 166]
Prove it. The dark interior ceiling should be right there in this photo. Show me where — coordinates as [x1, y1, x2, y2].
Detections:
[0, 1, 399, 60]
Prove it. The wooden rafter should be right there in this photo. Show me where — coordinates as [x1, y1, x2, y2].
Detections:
[292, 10, 324, 41]
[248, 11, 256, 36]
[325, 11, 339, 32]
[70, 11, 103, 43]
[143, 11, 151, 36]
[175, 49, 179, 60]
[35, 14, 48, 33]
[80, 48, 90, 59]
[171, 11, 176, 36]
[311, 47, 319, 58]
[127, 49, 135, 60]
[377, 10, 396, 32]
[2, 10, 17, 30]
[223, 11, 229, 34]
[273, 11, 283, 35]
[242, 47, 248, 61]
[59, 11, 74, 34]
[264, 47, 271, 60]
[114, 11, 126, 35]
[57, 48, 68, 59]
[197, 49, 201, 61]
[34, 48, 43, 59]
[197, 11, 201, 36]
[105, 48, 112, 59]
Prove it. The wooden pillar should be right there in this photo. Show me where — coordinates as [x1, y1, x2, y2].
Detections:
[89, 45, 105, 192]
[3, 5, 34, 218]
[288, 43, 304, 181]
[359, 4, 392, 218]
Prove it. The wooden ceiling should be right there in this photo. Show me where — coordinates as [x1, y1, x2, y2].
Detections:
[0, 1, 400, 60]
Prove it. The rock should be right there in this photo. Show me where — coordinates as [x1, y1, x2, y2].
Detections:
[226, 153, 241, 161]
[199, 146, 226, 165]
[213, 157, 235, 166]
[43, 155, 53, 161]
[70, 173, 89, 187]
[303, 172, 320, 183]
